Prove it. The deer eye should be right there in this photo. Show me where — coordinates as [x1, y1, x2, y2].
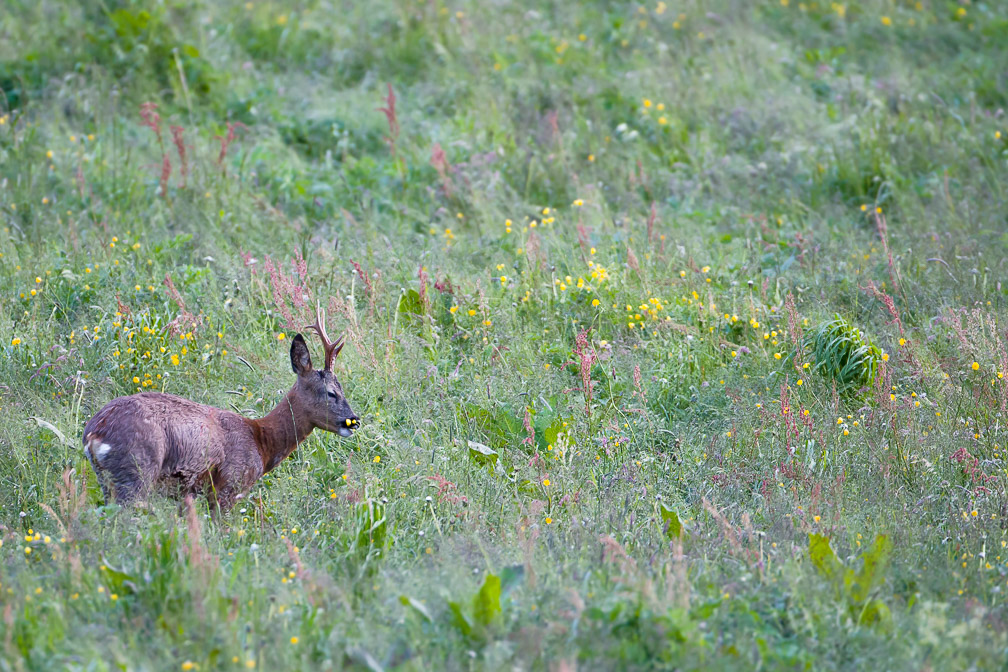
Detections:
[327, 390, 339, 399]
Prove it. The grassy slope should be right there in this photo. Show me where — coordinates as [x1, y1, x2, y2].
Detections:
[1, 0, 1008, 669]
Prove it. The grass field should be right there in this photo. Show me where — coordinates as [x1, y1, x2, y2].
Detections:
[2, 0, 1008, 669]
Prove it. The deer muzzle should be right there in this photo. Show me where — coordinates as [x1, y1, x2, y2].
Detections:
[337, 415, 359, 437]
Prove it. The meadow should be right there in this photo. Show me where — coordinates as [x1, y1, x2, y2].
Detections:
[1, 0, 1008, 669]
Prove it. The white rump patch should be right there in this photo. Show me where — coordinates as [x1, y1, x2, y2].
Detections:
[86, 437, 113, 464]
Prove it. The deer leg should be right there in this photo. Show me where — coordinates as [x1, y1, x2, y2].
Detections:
[99, 480, 112, 505]
[84, 443, 113, 504]
[89, 467, 113, 505]
[110, 454, 159, 507]
[111, 469, 146, 506]
[208, 488, 239, 517]
[206, 467, 242, 517]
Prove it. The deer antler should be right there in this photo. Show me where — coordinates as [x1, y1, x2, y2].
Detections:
[305, 301, 344, 372]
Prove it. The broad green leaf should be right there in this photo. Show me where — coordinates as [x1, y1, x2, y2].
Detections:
[30, 416, 69, 446]
[535, 416, 566, 453]
[665, 607, 697, 642]
[458, 403, 524, 449]
[467, 440, 498, 465]
[851, 534, 893, 603]
[659, 503, 683, 539]
[448, 601, 472, 636]
[808, 534, 846, 584]
[859, 598, 893, 630]
[691, 600, 718, 619]
[472, 573, 502, 627]
[100, 556, 139, 594]
[398, 289, 424, 316]
[810, 533, 893, 630]
[399, 595, 432, 623]
[345, 646, 384, 672]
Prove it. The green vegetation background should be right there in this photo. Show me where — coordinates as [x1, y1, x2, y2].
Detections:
[1, 0, 1008, 669]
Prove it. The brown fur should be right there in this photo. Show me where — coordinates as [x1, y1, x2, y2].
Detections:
[82, 333, 357, 513]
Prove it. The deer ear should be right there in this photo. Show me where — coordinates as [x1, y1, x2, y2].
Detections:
[290, 333, 313, 375]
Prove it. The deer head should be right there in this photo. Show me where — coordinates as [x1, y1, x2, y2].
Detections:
[289, 302, 358, 437]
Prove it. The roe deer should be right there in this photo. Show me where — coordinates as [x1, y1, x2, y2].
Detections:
[82, 303, 358, 513]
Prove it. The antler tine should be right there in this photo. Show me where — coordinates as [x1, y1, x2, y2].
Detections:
[305, 300, 337, 371]
[332, 333, 345, 364]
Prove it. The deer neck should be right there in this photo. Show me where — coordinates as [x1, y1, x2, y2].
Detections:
[251, 391, 314, 473]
